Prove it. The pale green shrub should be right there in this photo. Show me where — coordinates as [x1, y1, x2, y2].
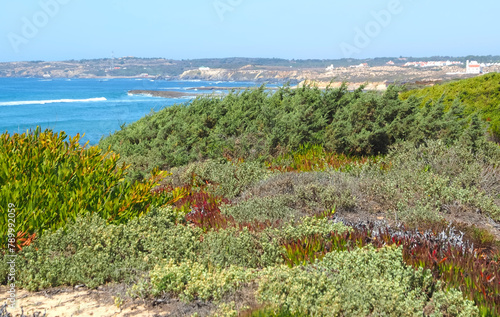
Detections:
[2, 206, 202, 290]
[257, 246, 478, 316]
[425, 284, 478, 317]
[269, 216, 351, 242]
[150, 260, 257, 302]
[167, 159, 270, 198]
[200, 227, 282, 268]
[360, 140, 500, 222]
[235, 171, 361, 219]
[222, 196, 297, 223]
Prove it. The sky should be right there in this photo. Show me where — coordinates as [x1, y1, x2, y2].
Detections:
[0, 0, 498, 62]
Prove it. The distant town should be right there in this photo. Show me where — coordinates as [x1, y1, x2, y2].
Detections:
[1, 56, 499, 90]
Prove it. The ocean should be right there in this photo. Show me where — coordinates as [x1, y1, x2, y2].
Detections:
[0, 78, 264, 145]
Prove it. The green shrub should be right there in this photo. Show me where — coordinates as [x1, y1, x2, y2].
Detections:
[361, 140, 500, 222]
[100, 83, 477, 180]
[246, 307, 299, 317]
[195, 217, 350, 270]
[1, 206, 201, 290]
[167, 159, 269, 199]
[400, 73, 500, 139]
[222, 196, 297, 223]
[271, 216, 351, 243]
[326, 86, 474, 155]
[150, 259, 256, 302]
[267, 143, 369, 172]
[200, 227, 282, 268]
[236, 171, 361, 216]
[425, 286, 479, 317]
[0, 128, 171, 246]
[257, 246, 478, 317]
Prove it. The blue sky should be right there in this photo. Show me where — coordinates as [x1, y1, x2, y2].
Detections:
[0, 0, 498, 62]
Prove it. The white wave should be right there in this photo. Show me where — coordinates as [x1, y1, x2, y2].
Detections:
[128, 92, 156, 97]
[0, 97, 107, 106]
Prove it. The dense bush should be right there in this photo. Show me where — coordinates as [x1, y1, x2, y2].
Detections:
[361, 140, 500, 222]
[325, 86, 466, 155]
[400, 73, 500, 140]
[149, 245, 478, 316]
[150, 260, 256, 302]
[222, 196, 296, 223]
[0, 207, 201, 290]
[166, 159, 269, 199]
[266, 144, 371, 172]
[258, 246, 478, 317]
[200, 227, 282, 268]
[100, 84, 477, 180]
[231, 171, 361, 223]
[0, 128, 172, 246]
[198, 217, 350, 269]
[235, 140, 499, 223]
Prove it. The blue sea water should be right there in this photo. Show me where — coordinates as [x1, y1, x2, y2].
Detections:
[0, 78, 263, 145]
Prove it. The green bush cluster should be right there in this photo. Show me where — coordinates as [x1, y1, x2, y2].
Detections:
[257, 246, 478, 317]
[198, 217, 350, 269]
[0, 206, 201, 290]
[222, 196, 296, 223]
[0, 128, 170, 246]
[232, 140, 499, 223]
[325, 86, 472, 155]
[100, 84, 478, 180]
[200, 227, 282, 268]
[231, 171, 360, 222]
[0, 205, 353, 291]
[150, 259, 257, 302]
[400, 72, 500, 140]
[272, 216, 351, 242]
[166, 159, 269, 199]
[361, 140, 500, 222]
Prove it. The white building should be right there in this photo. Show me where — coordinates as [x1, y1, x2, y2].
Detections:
[199, 67, 210, 71]
[466, 60, 482, 74]
[325, 64, 334, 71]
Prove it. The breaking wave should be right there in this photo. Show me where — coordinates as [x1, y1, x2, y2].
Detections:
[0, 97, 107, 106]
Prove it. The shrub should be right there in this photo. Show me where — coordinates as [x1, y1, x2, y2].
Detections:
[166, 159, 269, 199]
[326, 86, 474, 155]
[0, 128, 172, 246]
[0, 206, 202, 290]
[266, 144, 370, 172]
[150, 260, 257, 302]
[237, 171, 361, 216]
[258, 246, 478, 317]
[196, 217, 350, 269]
[279, 221, 500, 315]
[361, 140, 500, 222]
[400, 72, 500, 140]
[100, 83, 478, 180]
[272, 216, 351, 243]
[222, 196, 297, 223]
[200, 227, 282, 268]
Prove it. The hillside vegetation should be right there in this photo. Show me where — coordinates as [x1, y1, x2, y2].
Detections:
[400, 73, 500, 140]
[2, 78, 500, 316]
[100, 83, 483, 181]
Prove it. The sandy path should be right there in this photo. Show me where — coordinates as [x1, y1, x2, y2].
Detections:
[0, 286, 162, 317]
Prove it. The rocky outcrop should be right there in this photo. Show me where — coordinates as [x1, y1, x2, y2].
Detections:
[179, 68, 305, 83]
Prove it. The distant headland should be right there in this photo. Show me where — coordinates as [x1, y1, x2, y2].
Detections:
[1, 56, 499, 86]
